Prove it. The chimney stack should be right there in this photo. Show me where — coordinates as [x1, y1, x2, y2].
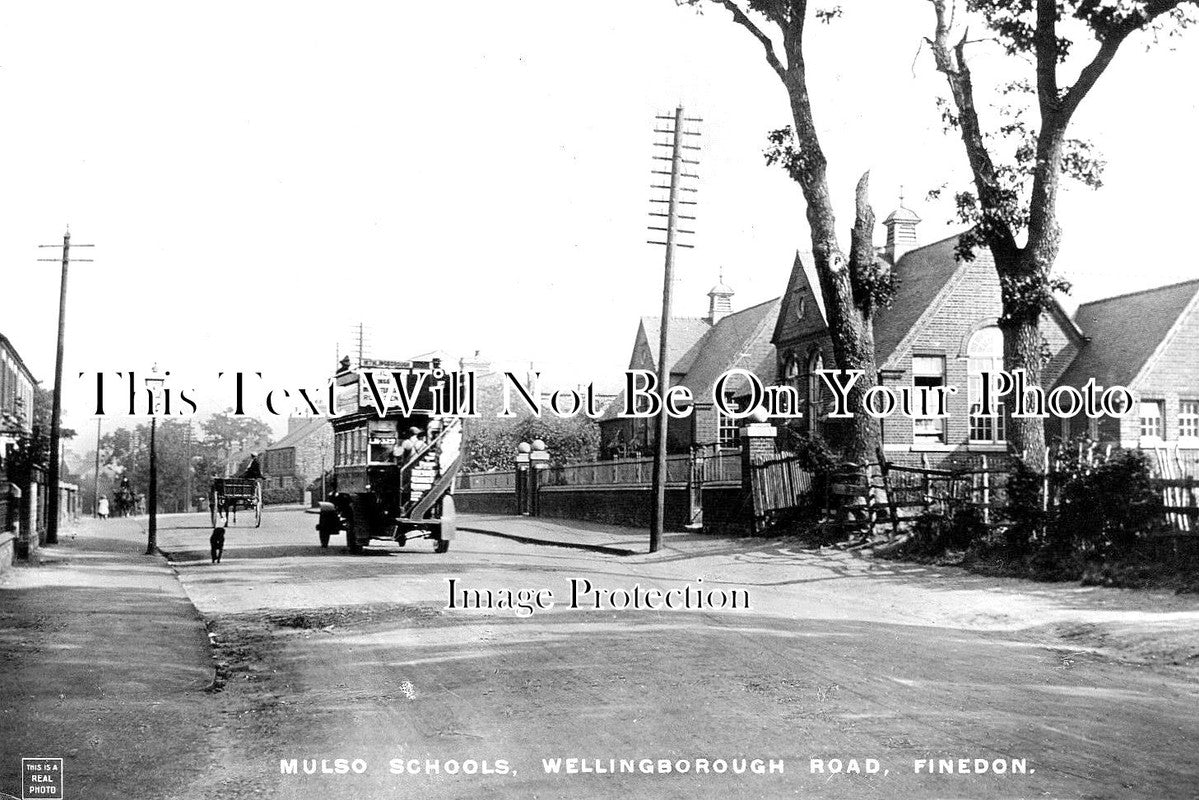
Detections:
[459, 349, 492, 377]
[707, 269, 734, 324]
[883, 188, 921, 263]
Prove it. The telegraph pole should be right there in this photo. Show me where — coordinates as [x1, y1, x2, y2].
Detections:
[37, 228, 94, 544]
[646, 106, 700, 553]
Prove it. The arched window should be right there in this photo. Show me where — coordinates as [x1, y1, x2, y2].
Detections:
[777, 353, 802, 419]
[806, 349, 824, 434]
[783, 354, 800, 386]
[967, 326, 1005, 443]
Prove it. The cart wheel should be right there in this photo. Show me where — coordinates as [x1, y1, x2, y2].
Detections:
[210, 491, 219, 527]
[254, 483, 263, 528]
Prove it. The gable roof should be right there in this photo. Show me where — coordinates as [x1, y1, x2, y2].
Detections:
[1056, 278, 1199, 389]
[772, 251, 826, 345]
[873, 232, 974, 364]
[636, 316, 712, 374]
[679, 298, 780, 398]
[772, 234, 971, 364]
[266, 416, 330, 452]
[0, 333, 37, 384]
[601, 299, 781, 422]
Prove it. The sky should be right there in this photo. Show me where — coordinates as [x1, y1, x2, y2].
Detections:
[3, 1, 1197, 455]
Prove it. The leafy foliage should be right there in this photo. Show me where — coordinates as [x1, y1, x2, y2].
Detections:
[764, 127, 817, 186]
[1051, 446, 1163, 559]
[851, 257, 900, 315]
[463, 413, 600, 473]
[2, 387, 76, 483]
[201, 411, 272, 459]
[997, 441, 1163, 569]
[97, 413, 274, 512]
[904, 501, 989, 557]
[931, 0, 1194, 317]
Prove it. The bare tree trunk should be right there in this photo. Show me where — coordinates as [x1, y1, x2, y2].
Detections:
[783, 68, 882, 464]
[1001, 310, 1045, 467]
[1007, 128, 1065, 469]
[699, 0, 885, 463]
[812, 243, 882, 461]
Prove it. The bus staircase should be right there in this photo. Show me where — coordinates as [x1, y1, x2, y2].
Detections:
[395, 417, 463, 524]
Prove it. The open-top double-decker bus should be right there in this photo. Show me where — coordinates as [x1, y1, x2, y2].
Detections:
[315, 357, 462, 554]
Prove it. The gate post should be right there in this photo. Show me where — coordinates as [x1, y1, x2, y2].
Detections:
[514, 444, 531, 515]
[529, 441, 550, 517]
[3, 482, 22, 559]
[740, 416, 778, 535]
[686, 445, 704, 530]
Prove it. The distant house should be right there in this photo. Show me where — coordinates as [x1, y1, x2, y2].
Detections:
[599, 278, 780, 457]
[0, 333, 37, 457]
[262, 417, 334, 499]
[1053, 279, 1199, 449]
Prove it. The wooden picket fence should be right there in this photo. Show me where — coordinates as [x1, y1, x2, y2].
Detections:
[1147, 448, 1199, 533]
[748, 454, 814, 525]
[746, 451, 1007, 540]
[869, 455, 1008, 538]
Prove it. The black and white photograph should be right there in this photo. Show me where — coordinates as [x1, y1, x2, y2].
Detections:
[3, 1, 1199, 798]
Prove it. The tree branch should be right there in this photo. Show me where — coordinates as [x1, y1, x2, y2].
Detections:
[1034, 0, 1059, 117]
[850, 170, 875, 275]
[927, 0, 1020, 262]
[712, 0, 787, 80]
[1059, 0, 1193, 121]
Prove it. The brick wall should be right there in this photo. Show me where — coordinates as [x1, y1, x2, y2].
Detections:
[264, 421, 334, 501]
[293, 423, 333, 484]
[454, 489, 517, 515]
[454, 484, 748, 534]
[1129, 296, 1199, 446]
[537, 486, 692, 529]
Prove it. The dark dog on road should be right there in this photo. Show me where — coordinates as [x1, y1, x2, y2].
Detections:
[210, 526, 226, 564]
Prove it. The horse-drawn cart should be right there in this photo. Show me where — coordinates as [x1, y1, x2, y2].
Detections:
[210, 477, 263, 528]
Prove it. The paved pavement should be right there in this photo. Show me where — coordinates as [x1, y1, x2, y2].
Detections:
[4, 510, 1199, 800]
[461, 513, 650, 555]
[0, 517, 216, 800]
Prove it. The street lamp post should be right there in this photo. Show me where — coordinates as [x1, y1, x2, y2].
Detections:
[183, 424, 193, 513]
[93, 418, 102, 517]
[145, 366, 164, 555]
[319, 440, 327, 501]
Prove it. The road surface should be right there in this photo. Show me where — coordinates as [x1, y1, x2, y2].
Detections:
[130, 506, 1199, 799]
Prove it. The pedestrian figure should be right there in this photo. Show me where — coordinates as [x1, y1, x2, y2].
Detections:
[97, 496, 109, 520]
[241, 453, 263, 480]
[393, 427, 424, 462]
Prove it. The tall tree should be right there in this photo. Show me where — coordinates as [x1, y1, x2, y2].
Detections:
[201, 410, 272, 463]
[4, 386, 76, 483]
[926, 0, 1196, 468]
[677, 0, 896, 461]
[100, 420, 213, 513]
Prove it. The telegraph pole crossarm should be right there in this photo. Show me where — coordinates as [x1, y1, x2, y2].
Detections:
[38, 228, 94, 545]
